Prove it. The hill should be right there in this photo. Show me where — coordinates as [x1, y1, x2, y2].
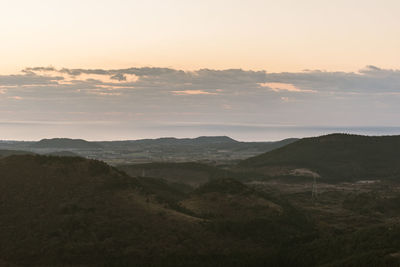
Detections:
[32, 138, 102, 149]
[0, 154, 316, 266]
[0, 155, 204, 266]
[240, 133, 400, 181]
[181, 178, 283, 219]
[1, 153, 400, 266]
[179, 178, 314, 248]
[0, 149, 35, 157]
[117, 162, 232, 186]
[46, 151, 81, 157]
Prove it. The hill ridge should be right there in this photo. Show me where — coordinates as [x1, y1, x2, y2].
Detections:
[240, 133, 400, 181]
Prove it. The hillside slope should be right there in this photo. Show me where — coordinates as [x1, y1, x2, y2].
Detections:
[240, 133, 400, 181]
[118, 162, 231, 186]
[0, 155, 220, 266]
[0, 155, 313, 266]
[0, 149, 35, 157]
[1, 153, 400, 266]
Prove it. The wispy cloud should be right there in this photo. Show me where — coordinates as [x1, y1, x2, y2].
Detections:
[171, 90, 218, 95]
[1, 65, 400, 133]
[13, 65, 400, 95]
[260, 82, 316, 93]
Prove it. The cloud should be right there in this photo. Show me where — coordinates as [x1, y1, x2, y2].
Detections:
[8, 96, 22, 100]
[18, 65, 400, 95]
[23, 67, 267, 89]
[22, 66, 57, 73]
[260, 82, 316, 93]
[171, 90, 218, 95]
[1, 65, 400, 135]
[89, 91, 122, 96]
[59, 68, 109, 76]
[265, 65, 400, 93]
[0, 73, 63, 86]
[3, 65, 400, 100]
[110, 73, 126, 81]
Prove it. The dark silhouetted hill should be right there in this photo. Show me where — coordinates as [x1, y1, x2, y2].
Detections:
[32, 138, 102, 149]
[118, 162, 232, 186]
[46, 151, 81, 157]
[240, 133, 400, 181]
[180, 178, 314, 247]
[0, 149, 35, 157]
[2, 153, 400, 266]
[0, 154, 315, 266]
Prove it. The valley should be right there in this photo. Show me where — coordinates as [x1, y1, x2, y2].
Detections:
[0, 137, 297, 165]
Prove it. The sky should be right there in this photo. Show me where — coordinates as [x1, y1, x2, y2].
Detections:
[0, 0, 400, 140]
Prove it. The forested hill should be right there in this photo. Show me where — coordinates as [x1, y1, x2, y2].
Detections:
[32, 138, 103, 149]
[240, 133, 400, 181]
[0, 154, 311, 266]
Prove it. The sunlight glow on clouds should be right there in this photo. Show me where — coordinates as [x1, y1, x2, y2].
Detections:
[260, 82, 317, 93]
[8, 96, 23, 100]
[172, 90, 218, 95]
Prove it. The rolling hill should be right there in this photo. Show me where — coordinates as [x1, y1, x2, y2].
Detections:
[117, 162, 231, 186]
[0, 155, 206, 266]
[180, 178, 283, 220]
[1, 150, 400, 266]
[0, 149, 35, 157]
[32, 138, 102, 149]
[240, 133, 400, 181]
[0, 154, 315, 266]
[46, 150, 81, 157]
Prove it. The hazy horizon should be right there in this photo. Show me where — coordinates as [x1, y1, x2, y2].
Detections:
[2, 123, 400, 142]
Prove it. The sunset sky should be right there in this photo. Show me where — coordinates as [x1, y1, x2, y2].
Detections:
[1, 0, 400, 140]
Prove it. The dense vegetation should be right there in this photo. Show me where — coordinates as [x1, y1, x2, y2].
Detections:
[0, 155, 315, 266]
[118, 162, 232, 186]
[0, 149, 35, 157]
[2, 133, 400, 266]
[240, 133, 400, 181]
[118, 162, 267, 187]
